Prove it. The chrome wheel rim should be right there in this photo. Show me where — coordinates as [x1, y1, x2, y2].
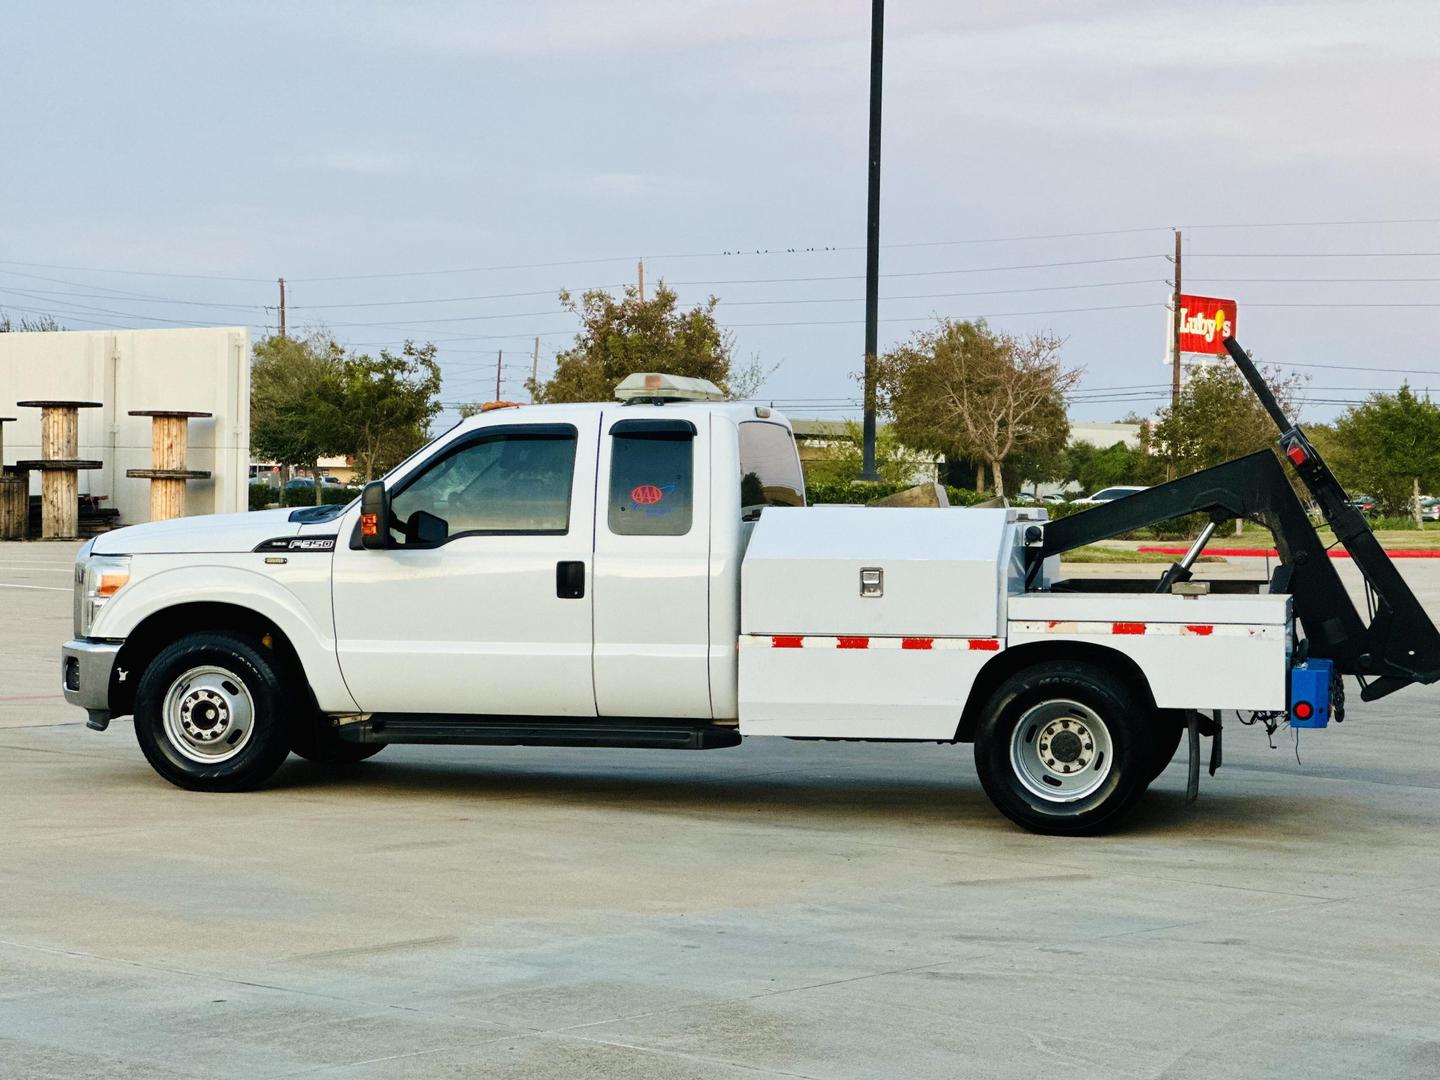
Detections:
[162, 666, 255, 764]
[1009, 698, 1114, 804]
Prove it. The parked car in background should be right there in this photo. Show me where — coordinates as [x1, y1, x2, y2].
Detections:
[1347, 496, 1377, 516]
[1041, 493, 1074, 504]
[286, 476, 345, 491]
[1420, 497, 1440, 522]
[1072, 485, 1149, 506]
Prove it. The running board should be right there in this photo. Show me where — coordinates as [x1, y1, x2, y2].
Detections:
[335, 714, 743, 750]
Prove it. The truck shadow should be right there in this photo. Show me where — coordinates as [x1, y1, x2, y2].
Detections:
[269, 751, 1306, 840]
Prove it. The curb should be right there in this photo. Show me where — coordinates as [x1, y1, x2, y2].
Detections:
[1137, 546, 1440, 559]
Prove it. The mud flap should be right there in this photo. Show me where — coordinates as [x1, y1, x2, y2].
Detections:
[1186, 710, 1201, 802]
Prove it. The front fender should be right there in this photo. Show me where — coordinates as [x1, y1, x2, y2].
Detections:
[95, 559, 358, 713]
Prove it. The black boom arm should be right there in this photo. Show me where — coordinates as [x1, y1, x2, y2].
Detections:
[1030, 337, 1440, 702]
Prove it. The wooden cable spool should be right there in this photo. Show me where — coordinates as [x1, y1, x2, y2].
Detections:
[15, 400, 103, 539]
[125, 411, 213, 521]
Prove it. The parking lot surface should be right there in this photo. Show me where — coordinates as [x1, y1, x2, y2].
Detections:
[2, 539, 1438, 1078]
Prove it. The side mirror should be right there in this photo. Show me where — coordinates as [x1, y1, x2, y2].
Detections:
[359, 481, 390, 549]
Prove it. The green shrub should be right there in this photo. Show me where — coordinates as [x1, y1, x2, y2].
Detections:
[281, 485, 360, 508]
[249, 483, 279, 512]
[804, 479, 992, 507]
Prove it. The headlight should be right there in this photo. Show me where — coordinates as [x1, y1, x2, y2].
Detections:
[76, 554, 131, 637]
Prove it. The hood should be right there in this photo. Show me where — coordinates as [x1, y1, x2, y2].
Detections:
[91, 505, 346, 555]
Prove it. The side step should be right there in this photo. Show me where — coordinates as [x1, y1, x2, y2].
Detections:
[334, 714, 743, 750]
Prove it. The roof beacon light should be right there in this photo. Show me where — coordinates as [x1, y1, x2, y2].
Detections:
[615, 372, 726, 404]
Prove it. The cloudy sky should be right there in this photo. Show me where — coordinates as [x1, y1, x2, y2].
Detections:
[3, 1, 1438, 423]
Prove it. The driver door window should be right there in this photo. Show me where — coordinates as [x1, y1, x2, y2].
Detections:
[389, 425, 577, 545]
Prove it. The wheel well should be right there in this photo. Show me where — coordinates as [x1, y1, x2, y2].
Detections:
[110, 602, 304, 718]
[954, 639, 1159, 742]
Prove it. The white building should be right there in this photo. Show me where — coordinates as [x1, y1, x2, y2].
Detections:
[0, 327, 251, 526]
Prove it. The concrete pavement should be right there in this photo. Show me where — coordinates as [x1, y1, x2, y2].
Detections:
[2, 540, 1438, 1078]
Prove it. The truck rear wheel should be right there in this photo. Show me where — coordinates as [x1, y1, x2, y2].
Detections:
[133, 632, 294, 792]
[974, 660, 1154, 835]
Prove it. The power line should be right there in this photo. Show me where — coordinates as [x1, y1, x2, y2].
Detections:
[671, 255, 1167, 287]
[0, 283, 267, 312]
[1188, 251, 1440, 258]
[1192, 276, 1440, 284]
[0, 259, 271, 282]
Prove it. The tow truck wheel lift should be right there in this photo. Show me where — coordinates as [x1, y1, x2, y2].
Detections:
[1025, 336, 1440, 794]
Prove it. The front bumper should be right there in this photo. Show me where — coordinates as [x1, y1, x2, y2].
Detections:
[61, 638, 122, 730]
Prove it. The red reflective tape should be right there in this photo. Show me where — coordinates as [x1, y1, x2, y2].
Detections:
[1185, 624, 1214, 636]
[772, 635, 803, 649]
[969, 639, 1000, 651]
[836, 636, 869, 649]
[902, 637, 934, 650]
[1112, 622, 1147, 635]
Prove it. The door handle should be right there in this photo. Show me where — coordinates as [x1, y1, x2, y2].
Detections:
[556, 561, 585, 599]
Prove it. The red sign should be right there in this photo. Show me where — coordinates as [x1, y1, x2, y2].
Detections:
[630, 484, 663, 505]
[1176, 294, 1237, 355]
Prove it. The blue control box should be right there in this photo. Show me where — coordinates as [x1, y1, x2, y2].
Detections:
[1289, 658, 1333, 728]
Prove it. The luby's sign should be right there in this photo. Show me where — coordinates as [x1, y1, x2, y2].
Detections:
[1175, 294, 1237, 356]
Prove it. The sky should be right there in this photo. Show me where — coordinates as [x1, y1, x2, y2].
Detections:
[3, 0, 1439, 427]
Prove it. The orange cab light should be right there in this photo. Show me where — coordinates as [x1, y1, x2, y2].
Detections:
[479, 400, 524, 413]
[96, 572, 129, 597]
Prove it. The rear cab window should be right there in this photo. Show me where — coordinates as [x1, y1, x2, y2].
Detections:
[738, 421, 805, 520]
[608, 419, 695, 536]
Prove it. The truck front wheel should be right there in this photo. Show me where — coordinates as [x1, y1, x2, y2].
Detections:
[133, 632, 294, 792]
[974, 660, 1154, 835]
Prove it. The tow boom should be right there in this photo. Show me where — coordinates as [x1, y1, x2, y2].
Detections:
[1029, 336, 1440, 701]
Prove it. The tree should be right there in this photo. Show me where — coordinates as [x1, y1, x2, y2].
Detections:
[875, 319, 1079, 498]
[1152, 360, 1302, 479]
[343, 341, 442, 482]
[0, 310, 63, 332]
[800, 420, 935, 486]
[532, 283, 760, 402]
[1328, 385, 1440, 519]
[252, 334, 445, 499]
[1064, 440, 1146, 493]
[250, 334, 350, 504]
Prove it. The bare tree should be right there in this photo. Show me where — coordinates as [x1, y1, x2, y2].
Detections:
[0, 310, 64, 332]
[877, 320, 1081, 498]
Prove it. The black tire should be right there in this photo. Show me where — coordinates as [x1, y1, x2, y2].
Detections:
[973, 660, 1156, 836]
[133, 631, 295, 792]
[289, 715, 386, 765]
[1146, 717, 1186, 783]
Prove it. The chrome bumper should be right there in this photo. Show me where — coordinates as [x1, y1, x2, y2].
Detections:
[61, 638, 122, 730]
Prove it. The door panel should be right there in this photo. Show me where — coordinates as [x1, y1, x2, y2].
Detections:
[591, 412, 712, 718]
[332, 420, 598, 716]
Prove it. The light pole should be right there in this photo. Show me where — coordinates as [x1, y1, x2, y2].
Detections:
[859, 0, 884, 481]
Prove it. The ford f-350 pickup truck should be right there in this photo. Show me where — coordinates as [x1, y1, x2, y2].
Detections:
[61, 348, 1440, 834]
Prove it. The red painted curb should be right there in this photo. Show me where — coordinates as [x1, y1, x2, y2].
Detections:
[1136, 546, 1440, 559]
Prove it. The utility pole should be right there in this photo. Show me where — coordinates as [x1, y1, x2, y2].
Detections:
[530, 336, 541, 401]
[1170, 231, 1182, 410]
[637, 259, 645, 302]
[494, 349, 503, 402]
[278, 277, 287, 339]
[859, 0, 884, 481]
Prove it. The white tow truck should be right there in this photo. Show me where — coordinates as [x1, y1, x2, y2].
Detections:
[61, 346, 1440, 834]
